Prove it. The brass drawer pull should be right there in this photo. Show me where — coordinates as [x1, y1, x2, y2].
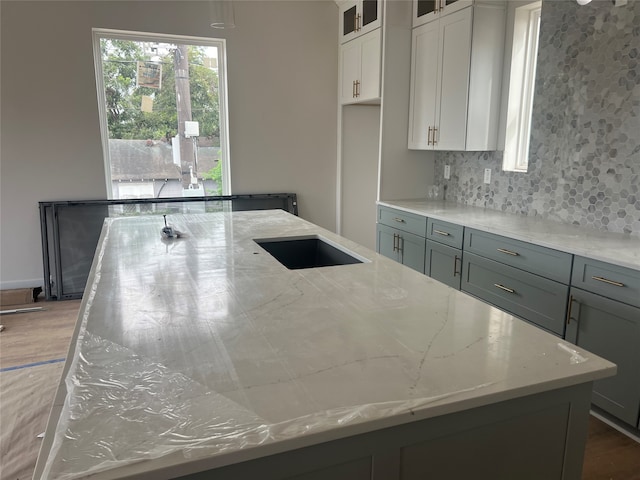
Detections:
[494, 283, 515, 294]
[592, 276, 625, 288]
[453, 255, 461, 276]
[434, 230, 450, 236]
[392, 233, 403, 253]
[393, 217, 406, 223]
[497, 248, 519, 256]
[566, 295, 575, 325]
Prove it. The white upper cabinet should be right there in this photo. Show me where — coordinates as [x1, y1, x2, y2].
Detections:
[413, 0, 473, 28]
[340, 28, 382, 104]
[408, 3, 506, 151]
[339, 0, 383, 44]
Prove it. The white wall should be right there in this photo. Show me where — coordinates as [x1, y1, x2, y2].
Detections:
[0, 1, 338, 289]
[340, 105, 381, 250]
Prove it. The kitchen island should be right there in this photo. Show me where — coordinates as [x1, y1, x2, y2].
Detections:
[34, 210, 615, 480]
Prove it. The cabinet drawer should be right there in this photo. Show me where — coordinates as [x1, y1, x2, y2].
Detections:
[464, 229, 573, 284]
[378, 206, 427, 237]
[462, 253, 569, 337]
[427, 218, 464, 249]
[572, 256, 640, 308]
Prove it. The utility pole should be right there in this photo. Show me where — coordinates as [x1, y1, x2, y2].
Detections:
[174, 44, 195, 190]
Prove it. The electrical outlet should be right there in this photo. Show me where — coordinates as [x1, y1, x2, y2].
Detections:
[483, 168, 491, 184]
[444, 164, 451, 180]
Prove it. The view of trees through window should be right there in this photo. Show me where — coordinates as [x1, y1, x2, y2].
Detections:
[96, 33, 228, 199]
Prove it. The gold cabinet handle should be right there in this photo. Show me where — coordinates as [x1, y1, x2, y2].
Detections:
[497, 248, 519, 256]
[432, 126, 438, 145]
[355, 80, 360, 97]
[494, 283, 515, 294]
[453, 255, 461, 276]
[352, 80, 356, 98]
[427, 126, 433, 146]
[356, 13, 361, 31]
[434, 230, 450, 236]
[592, 276, 625, 288]
[393, 217, 406, 223]
[566, 294, 575, 325]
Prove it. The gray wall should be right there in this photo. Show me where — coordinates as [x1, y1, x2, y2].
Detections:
[0, 1, 338, 289]
[435, 0, 640, 237]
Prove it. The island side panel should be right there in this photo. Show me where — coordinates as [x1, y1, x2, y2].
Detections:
[164, 382, 592, 480]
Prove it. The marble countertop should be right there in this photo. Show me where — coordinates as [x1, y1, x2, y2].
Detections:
[379, 199, 640, 271]
[36, 210, 615, 480]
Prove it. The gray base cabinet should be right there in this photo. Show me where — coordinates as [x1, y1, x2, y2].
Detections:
[377, 224, 425, 273]
[461, 252, 569, 337]
[425, 218, 464, 289]
[376, 206, 427, 274]
[377, 205, 640, 432]
[426, 240, 461, 289]
[461, 228, 572, 337]
[566, 256, 640, 429]
[566, 288, 640, 428]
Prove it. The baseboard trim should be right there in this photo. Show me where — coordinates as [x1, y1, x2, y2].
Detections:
[0, 278, 44, 291]
[590, 409, 640, 444]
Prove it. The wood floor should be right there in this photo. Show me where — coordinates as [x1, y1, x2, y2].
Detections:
[1, 299, 639, 480]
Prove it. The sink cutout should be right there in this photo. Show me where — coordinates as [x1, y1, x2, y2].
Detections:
[254, 235, 366, 270]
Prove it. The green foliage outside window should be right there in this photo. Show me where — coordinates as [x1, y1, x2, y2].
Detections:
[101, 39, 220, 145]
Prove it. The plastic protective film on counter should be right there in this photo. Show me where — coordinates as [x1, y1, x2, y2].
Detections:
[40, 212, 599, 479]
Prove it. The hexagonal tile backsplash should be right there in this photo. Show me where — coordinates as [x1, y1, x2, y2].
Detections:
[434, 0, 639, 237]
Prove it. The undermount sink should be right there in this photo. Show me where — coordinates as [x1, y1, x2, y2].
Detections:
[254, 235, 367, 270]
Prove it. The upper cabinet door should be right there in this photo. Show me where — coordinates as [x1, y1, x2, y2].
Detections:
[340, 39, 362, 104]
[408, 3, 505, 151]
[408, 21, 440, 149]
[358, 28, 382, 102]
[339, 0, 383, 44]
[434, 8, 472, 151]
[414, 0, 439, 26]
[409, 9, 472, 151]
[413, 0, 472, 28]
[340, 1, 359, 42]
[339, 28, 381, 105]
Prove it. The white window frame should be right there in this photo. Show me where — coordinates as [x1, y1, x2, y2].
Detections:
[502, 2, 542, 173]
[92, 28, 232, 197]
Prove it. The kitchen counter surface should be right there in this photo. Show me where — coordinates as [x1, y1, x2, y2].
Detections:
[35, 210, 615, 480]
[379, 199, 640, 271]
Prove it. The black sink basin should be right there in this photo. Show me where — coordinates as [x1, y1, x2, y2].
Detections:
[254, 235, 365, 270]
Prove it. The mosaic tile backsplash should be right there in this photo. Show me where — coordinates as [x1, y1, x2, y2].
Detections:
[434, 0, 640, 237]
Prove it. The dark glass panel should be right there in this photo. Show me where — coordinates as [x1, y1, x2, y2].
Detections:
[343, 6, 357, 35]
[417, 0, 437, 17]
[362, 0, 378, 27]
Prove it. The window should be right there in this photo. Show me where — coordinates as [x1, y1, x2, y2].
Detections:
[502, 1, 542, 172]
[92, 29, 231, 198]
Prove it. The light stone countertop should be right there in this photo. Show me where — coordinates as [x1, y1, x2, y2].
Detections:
[36, 210, 615, 480]
[379, 199, 640, 271]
